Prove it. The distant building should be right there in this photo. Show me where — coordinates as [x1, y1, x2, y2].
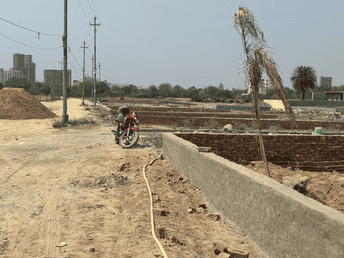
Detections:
[324, 91, 343, 101]
[319, 76, 332, 91]
[0, 69, 4, 84]
[13, 53, 36, 83]
[43, 69, 71, 88]
[4, 68, 22, 82]
[246, 79, 269, 95]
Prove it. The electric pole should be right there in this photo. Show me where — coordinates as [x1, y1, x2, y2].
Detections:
[62, 0, 68, 124]
[90, 17, 100, 106]
[81, 41, 88, 105]
[90, 55, 94, 101]
[98, 62, 101, 82]
[58, 60, 63, 71]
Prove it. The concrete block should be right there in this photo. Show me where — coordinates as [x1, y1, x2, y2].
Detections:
[153, 208, 167, 216]
[226, 248, 249, 258]
[198, 147, 213, 152]
[217, 253, 231, 258]
[213, 242, 227, 255]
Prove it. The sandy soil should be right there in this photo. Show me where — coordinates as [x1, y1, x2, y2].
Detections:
[0, 98, 268, 258]
[243, 162, 344, 213]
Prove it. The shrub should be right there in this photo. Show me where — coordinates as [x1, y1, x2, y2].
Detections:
[236, 124, 247, 131]
[205, 119, 219, 130]
[268, 124, 283, 132]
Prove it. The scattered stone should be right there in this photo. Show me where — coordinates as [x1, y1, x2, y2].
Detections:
[213, 242, 249, 258]
[56, 242, 67, 247]
[283, 175, 309, 193]
[155, 227, 167, 239]
[89, 247, 96, 252]
[207, 213, 221, 221]
[187, 207, 196, 214]
[213, 242, 227, 255]
[171, 236, 185, 246]
[119, 162, 130, 171]
[196, 207, 205, 213]
[153, 208, 167, 216]
[198, 203, 207, 209]
[218, 253, 231, 258]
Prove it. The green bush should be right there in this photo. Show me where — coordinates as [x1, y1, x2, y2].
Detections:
[236, 124, 247, 131]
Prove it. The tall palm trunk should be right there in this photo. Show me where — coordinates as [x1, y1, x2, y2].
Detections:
[238, 9, 270, 177]
[249, 55, 270, 177]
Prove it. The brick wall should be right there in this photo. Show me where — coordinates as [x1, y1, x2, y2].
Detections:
[175, 133, 344, 172]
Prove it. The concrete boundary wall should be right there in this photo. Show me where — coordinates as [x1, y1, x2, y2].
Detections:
[162, 133, 344, 258]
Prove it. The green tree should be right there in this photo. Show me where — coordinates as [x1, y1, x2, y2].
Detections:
[234, 5, 297, 177]
[28, 82, 42, 96]
[290, 65, 317, 100]
[172, 85, 185, 98]
[218, 83, 224, 90]
[158, 82, 172, 98]
[41, 83, 51, 97]
[0, 82, 4, 90]
[185, 86, 198, 98]
[148, 84, 159, 98]
[5, 77, 31, 92]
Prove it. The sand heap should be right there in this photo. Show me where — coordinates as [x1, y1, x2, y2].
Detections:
[0, 87, 58, 120]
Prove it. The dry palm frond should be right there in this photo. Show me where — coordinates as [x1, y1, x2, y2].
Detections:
[254, 47, 297, 129]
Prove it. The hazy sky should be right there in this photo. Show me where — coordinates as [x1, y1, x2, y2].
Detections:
[1, 0, 343, 90]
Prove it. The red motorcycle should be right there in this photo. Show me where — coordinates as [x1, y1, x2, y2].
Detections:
[111, 112, 140, 149]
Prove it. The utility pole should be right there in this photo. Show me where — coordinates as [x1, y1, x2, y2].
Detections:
[90, 17, 100, 106]
[98, 62, 102, 82]
[62, 0, 68, 124]
[81, 41, 88, 105]
[90, 55, 94, 101]
[58, 60, 63, 71]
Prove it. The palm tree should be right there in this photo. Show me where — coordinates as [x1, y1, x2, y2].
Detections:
[290, 66, 317, 100]
[233, 6, 297, 177]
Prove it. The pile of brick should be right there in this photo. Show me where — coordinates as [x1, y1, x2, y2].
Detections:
[0, 87, 58, 120]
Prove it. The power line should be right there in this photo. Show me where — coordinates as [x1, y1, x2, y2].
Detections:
[83, 0, 93, 21]
[87, 46, 93, 55]
[84, 25, 91, 42]
[67, 45, 83, 70]
[87, 0, 96, 16]
[101, 74, 130, 84]
[0, 18, 61, 37]
[90, 0, 100, 23]
[68, 56, 81, 80]
[77, 0, 91, 22]
[87, 38, 93, 48]
[0, 32, 61, 50]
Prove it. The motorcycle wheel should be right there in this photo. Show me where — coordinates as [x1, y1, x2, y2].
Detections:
[119, 130, 139, 149]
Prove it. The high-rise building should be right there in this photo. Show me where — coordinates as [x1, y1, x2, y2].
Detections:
[319, 76, 332, 91]
[43, 69, 71, 87]
[13, 53, 36, 83]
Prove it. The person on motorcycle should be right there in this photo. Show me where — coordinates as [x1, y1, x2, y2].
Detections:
[116, 105, 131, 133]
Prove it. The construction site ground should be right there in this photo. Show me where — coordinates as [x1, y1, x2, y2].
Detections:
[0, 98, 268, 258]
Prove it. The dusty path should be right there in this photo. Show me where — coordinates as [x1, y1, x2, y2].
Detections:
[0, 98, 268, 258]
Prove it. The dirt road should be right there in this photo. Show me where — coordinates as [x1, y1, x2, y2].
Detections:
[0, 98, 268, 258]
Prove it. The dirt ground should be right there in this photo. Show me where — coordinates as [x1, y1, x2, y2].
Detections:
[243, 162, 344, 213]
[0, 98, 268, 258]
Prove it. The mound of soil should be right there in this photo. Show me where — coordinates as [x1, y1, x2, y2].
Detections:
[0, 88, 58, 120]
